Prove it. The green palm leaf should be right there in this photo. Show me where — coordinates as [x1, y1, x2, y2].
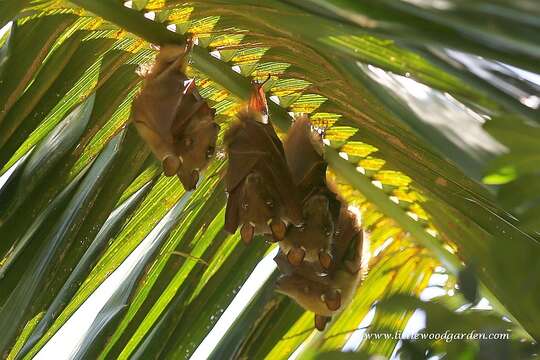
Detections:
[0, 1, 538, 359]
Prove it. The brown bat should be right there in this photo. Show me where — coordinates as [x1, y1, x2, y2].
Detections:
[171, 81, 219, 189]
[131, 42, 218, 190]
[279, 194, 335, 271]
[284, 116, 326, 201]
[280, 116, 341, 270]
[224, 81, 302, 244]
[275, 207, 365, 331]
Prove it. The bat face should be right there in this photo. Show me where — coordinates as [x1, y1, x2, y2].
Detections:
[174, 105, 219, 190]
[275, 273, 341, 317]
[280, 194, 335, 270]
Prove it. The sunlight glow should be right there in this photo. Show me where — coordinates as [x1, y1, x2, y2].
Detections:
[190, 247, 279, 360]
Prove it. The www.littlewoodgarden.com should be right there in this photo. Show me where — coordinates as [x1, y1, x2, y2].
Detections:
[363, 331, 510, 343]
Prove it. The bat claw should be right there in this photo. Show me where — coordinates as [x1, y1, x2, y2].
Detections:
[318, 251, 333, 271]
[240, 224, 255, 245]
[162, 155, 181, 176]
[314, 315, 331, 331]
[270, 219, 287, 241]
[287, 247, 305, 266]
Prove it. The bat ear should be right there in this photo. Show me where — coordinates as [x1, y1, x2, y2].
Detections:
[314, 315, 331, 331]
[287, 247, 305, 266]
[269, 219, 287, 241]
[318, 250, 333, 271]
[240, 223, 255, 245]
[322, 290, 341, 311]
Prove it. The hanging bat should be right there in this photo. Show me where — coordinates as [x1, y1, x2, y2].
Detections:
[171, 81, 219, 190]
[224, 80, 302, 244]
[275, 207, 365, 331]
[279, 116, 341, 270]
[131, 42, 219, 190]
[279, 194, 335, 271]
[284, 116, 326, 201]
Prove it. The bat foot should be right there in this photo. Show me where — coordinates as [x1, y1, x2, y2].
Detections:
[287, 247, 305, 266]
[322, 289, 341, 311]
[240, 224, 255, 245]
[162, 155, 181, 176]
[314, 315, 331, 331]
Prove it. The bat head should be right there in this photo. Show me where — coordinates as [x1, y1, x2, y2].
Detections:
[275, 273, 342, 316]
[240, 172, 274, 225]
[175, 104, 219, 190]
[283, 194, 335, 270]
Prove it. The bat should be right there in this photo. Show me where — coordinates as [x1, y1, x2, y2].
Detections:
[224, 80, 302, 244]
[275, 207, 365, 331]
[279, 116, 341, 270]
[171, 81, 219, 190]
[284, 116, 326, 201]
[279, 194, 335, 271]
[131, 42, 219, 190]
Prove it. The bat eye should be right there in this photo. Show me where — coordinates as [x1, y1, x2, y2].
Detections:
[265, 199, 273, 208]
[206, 146, 215, 159]
[242, 202, 249, 210]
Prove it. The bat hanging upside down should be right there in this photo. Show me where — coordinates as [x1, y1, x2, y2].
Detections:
[279, 116, 341, 272]
[275, 207, 365, 331]
[131, 41, 219, 190]
[224, 80, 303, 244]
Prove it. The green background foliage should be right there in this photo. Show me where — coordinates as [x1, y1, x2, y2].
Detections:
[0, 1, 538, 359]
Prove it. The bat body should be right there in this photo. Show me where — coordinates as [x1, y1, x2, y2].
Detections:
[280, 117, 340, 270]
[279, 194, 335, 270]
[131, 43, 218, 190]
[275, 207, 365, 330]
[172, 89, 218, 189]
[284, 116, 326, 201]
[224, 83, 302, 244]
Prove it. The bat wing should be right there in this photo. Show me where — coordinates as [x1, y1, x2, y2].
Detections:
[242, 121, 303, 223]
[226, 149, 264, 192]
[224, 185, 242, 233]
[333, 207, 363, 273]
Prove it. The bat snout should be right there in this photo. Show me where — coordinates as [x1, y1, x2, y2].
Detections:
[177, 168, 199, 191]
